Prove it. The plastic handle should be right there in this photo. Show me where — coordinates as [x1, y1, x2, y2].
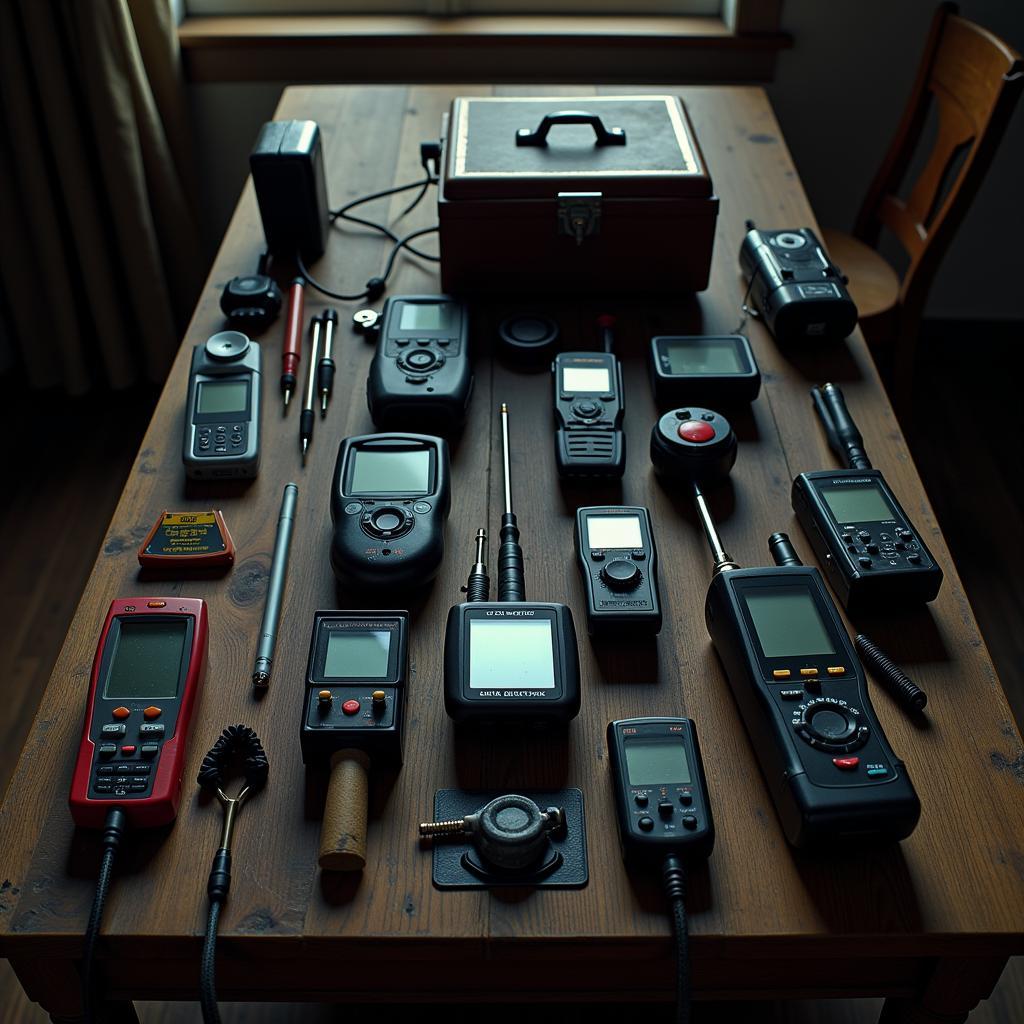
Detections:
[515, 110, 627, 147]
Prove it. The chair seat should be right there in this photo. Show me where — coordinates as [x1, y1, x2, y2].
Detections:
[821, 229, 901, 320]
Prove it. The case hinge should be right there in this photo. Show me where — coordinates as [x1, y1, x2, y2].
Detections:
[557, 192, 602, 246]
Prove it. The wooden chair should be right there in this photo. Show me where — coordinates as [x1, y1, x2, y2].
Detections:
[822, 2, 1022, 413]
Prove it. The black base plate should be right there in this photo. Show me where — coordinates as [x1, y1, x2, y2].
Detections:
[429, 788, 588, 890]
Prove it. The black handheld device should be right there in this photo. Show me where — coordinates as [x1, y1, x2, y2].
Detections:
[792, 383, 942, 612]
[360, 295, 473, 430]
[607, 718, 714, 866]
[739, 224, 857, 343]
[444, 405, 581, 726]
[574, 506, 661, 635]
[330, 433, 451, 589]
[300, 610, 408, 871]
[649, 335, 761, 408]
[553, 350, 625, 479]
[182, 331, 261, 480]
[220, 272, 282, 333]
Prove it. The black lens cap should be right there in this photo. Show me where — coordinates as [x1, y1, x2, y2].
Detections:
[497, 314, 559, 366]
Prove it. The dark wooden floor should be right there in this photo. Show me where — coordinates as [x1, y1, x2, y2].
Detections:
[1, 321, 1021, 1021]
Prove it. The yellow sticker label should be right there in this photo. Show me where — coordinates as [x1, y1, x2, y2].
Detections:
[163, 513, 217, 527]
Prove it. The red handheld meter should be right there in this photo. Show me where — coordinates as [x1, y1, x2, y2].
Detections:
[69, 597, 209, 829]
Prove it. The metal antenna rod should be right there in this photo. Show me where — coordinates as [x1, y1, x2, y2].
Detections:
[692, 482, 740, 575]
[501, 402, 513, 515]
[497, 403, 526, 601]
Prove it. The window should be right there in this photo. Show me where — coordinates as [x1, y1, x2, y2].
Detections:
[185, 1, 721, 13]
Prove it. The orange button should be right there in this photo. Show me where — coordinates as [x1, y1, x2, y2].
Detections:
[317, 690, 332, 703]
[112, 706, 131, 719]
[800, 668, 819, 677]
[146, 600, 167, 608]
[827, 666, 845, 675]
[772, 669, 791, 679]
[143, 706, 162, 720]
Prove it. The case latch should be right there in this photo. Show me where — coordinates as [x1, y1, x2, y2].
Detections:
[557, 192, 602, 246]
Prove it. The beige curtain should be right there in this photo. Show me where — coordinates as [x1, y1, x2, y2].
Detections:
[0, 0, 202, 393]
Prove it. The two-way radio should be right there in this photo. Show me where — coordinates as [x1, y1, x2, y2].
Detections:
[792, 383, 942, 612]
[444, 405, 581, 726]
[300, 611, 409, 871]
[330, 433, 451, 589]
[552, 349, 626, 479]
[574, 506, 662, 635]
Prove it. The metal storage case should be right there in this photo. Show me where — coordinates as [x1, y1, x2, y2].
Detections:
[438, 95, 718, 295]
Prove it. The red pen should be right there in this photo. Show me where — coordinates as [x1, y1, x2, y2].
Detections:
[281, 277, 305, 411]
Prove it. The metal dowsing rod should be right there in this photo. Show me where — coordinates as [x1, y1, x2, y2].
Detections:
[692, 481, 739, 576]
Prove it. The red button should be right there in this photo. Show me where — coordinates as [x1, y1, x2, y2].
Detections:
[341, 699, 361, 716]
[121, 745, 137, 755]
[677, 420, 715, 443]
[833, 756, 860, 770]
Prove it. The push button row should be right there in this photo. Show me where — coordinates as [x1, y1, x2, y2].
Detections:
[111, 706, 163, 720]
[772, 666, 845, 680]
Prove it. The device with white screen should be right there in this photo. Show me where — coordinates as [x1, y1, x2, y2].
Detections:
[330, 433, 451, 589]
[183, 331, 262, 480]
[792, 383, 942, 612]
[574, 506, 661, 635]
[607, 718, 714, 865]
[552, 351, 625, 478]
[364, 295, 473, 431]
[648, 334, 760, 407]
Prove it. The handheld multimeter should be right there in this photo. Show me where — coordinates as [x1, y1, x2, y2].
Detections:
[574, 506, 661, 635]
[607, 718, 715, 866]
[183, 331, 262, 480]
[69, 597, 208, 829]
[330, 433, 451, 589]
[793, 383, 942, 612]
[648, 335, 761, 408]
[361, 295, 473, 430]
[553, 351, 625, 479]
[301, 611, 408, 871]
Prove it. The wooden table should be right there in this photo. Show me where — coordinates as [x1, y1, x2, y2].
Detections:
[2, 85, 1022, 1024]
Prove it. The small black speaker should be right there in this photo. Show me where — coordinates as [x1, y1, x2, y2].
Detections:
[249, 120, 329, 261]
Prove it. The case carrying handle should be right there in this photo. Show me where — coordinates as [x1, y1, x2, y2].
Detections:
[515, 110, 627, 147]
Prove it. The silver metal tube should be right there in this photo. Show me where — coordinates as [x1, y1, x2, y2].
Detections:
[252, 483, 298, 688]
[692, 482, 739, 575]
[500, 402, 513, 515]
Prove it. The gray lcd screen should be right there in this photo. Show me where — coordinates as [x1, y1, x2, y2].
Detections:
[587, 515, 643, 550]
[468, 619, 555, 689]
[820, 483, 894, 523]
[102, 619, 187, 700]
[197, 380, 248, 415]
[743, 587, 836, 659]
[324, 631, 391, 678]
[563, 367, 610, 393]
[624, 738, 691, 786]
[349, 449, 431, 494]
[665, 338, 743, 374]
[399, 303, 453, 331]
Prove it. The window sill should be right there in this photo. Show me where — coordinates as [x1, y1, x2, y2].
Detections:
[178, 14, 791, 83]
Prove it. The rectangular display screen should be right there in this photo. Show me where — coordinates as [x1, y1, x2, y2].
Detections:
[744, 587, 836, 659]
[625, 737, 691, 786]
[102, 619, 187, 700]
[821, 482, 894, 524]
[349, 448, 431, 494]
[562, 367, 610, 393]
[587, 515, 643, 550]
[468, 619, 555, 689]
[399, 303, 453, 331]
[665, 338, 743, 374]
[197, 379, 248, 415]
[324, 630, 391, 678]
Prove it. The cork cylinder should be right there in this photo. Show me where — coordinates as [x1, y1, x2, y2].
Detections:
[318, 748, 371, 871]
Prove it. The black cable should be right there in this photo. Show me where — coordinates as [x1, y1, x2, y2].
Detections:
[200, 901, 223, 1024]
[663, 854, 690, 1024]
[336, 212, 440, 262]
[81, 808, 127, 1024]
[328, 175, 436, 221]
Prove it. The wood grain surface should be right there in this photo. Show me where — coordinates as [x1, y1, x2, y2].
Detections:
[1, 85, 1022, 1018]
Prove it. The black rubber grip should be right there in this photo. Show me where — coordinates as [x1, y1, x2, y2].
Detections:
[207, 849, 232, 902]
[300, 408, 314, 443]
[318, 359, 336, 396]
[280, 373, 296, 395]
[497, 512, 525, 602]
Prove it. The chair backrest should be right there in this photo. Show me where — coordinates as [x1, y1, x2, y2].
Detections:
[853, 2, 1022, 316]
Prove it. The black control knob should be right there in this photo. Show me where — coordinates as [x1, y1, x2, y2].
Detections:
[658, 800, 674, 819]
[600, 558, 641, 591]
[793, 698, 870, 753]
[806, 706, 856, 744]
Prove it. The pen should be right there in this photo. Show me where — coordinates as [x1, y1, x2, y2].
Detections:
[318, 309, 337, 417]
[301, 317, 320, 465]
[281, 278, 305, 412]
[252, 482, 298, 690]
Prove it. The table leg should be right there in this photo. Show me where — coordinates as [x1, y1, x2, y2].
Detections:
[879, 957, 1008, 1024]
[9, 956, 139, 1024]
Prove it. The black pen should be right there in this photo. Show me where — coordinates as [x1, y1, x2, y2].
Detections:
[301, 317, 320, 465]
[318, 309, 337, 417]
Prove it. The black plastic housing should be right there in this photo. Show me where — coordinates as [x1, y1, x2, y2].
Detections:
[552, 352, 625, 479]
[607, 718, 715, 867]
[366, 295, 473, 431]
[704, 565, 920, 847]
[792, 470, 943, 612]
[648, 335, 761, 408]
[330, 434, 451, 589]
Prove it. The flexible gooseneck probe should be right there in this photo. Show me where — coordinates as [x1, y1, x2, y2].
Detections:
[497, 403, 526, 601]
[692, 481, 740, 576]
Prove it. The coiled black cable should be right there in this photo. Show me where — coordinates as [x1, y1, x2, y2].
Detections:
[662, 854, 690, 1024]
[197, 725, 269, 1024]
[81, 807, 127, 1024]
[855, 634, 928, 712]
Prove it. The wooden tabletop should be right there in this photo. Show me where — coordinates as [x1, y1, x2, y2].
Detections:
[2, 85, 1023, 1019]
